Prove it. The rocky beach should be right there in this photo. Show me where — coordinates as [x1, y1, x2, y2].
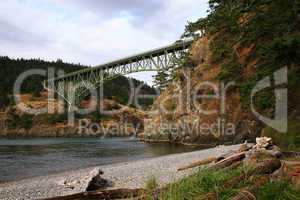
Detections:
[0, 145, 240, 200]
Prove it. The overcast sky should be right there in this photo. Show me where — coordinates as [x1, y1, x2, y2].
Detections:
[0, 0, 208, 84]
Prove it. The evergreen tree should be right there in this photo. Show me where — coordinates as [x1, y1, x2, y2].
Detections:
[0, 56, 156, 109]
[153, 70, 169, 91]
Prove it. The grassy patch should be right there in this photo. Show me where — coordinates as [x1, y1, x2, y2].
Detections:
[147, 167, 245, 200]
[144, 166, 300, 200]
[145, 176, 159, 192]
[257, 180, 300, 200]
[262, 119, 300, 151]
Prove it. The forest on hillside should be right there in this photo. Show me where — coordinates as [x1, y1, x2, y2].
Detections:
[182, 0, 300, 148]
[184, 0, 300, 113]
[0, 56, 156, 109]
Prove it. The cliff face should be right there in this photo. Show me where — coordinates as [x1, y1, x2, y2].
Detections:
[0, 94, 146, 137]
[144, 37, 262, 145]
[144, 0, 300, 147]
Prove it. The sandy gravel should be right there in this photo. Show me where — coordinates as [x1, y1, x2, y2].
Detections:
[0, 144, 240, 200]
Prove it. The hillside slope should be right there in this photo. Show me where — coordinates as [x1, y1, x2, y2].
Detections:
[0, 56, 156, 109]
[0, 92, 147, 137]
[143, 0, 300, 148]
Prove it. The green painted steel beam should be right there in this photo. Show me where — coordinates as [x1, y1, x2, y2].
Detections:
[49, 38, 194, 83]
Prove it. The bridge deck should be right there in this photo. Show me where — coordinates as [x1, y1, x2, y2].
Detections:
[51, 38, 194, 82]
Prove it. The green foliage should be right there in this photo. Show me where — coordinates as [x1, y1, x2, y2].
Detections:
[103, 76, 156, 107]
[145, 176, 159, 192]
[0, 93, 11, 108]
[145, 166, 300, 200]
[0, 56, 156, 109]
[183, 18, 208, 37]
[42, 112, 111, 125]
[19, 114, 34, 129]
[47, 113, 68, 124]
[259, 35, 300, 72]
[186, 0, 300, 111]
[262, 119, 300, 151]
[154, 167, 244, 200]
[0, 56, 84, 110]
[0, 56, 85, 95]
[257, 180, 300, 200]
[217, 54, 243, 83]
[153, 70, 169, 91]
[88, 112, 110, 123]
[7, 113, 33, 129]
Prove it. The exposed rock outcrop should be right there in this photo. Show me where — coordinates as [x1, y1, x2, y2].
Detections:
[0, 96, 146, 137]
[143, 37, 261, 145]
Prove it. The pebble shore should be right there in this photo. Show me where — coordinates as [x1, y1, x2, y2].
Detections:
[0, 144, 240, 200]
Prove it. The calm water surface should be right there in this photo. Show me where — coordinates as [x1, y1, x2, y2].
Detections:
[0, 137, 199, 183]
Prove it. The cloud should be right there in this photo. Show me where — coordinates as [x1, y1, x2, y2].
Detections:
[58, 0, 163, 20]
[0, 0, 208, 84]
[0, 20, 48, 47]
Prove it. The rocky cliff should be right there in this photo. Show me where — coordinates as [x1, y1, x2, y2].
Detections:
[143, 0, 300, 146]
[144, 37, 262, 145]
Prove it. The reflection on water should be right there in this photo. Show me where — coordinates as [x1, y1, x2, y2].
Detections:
[0, 137, 199, 183]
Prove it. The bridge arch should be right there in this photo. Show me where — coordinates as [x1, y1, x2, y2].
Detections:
[44, 38, 194, 108]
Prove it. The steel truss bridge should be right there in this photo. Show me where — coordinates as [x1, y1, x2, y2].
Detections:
[44, 38, 194, 108]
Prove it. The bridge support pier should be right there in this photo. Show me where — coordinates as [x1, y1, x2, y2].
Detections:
[96, 73, 104, 114]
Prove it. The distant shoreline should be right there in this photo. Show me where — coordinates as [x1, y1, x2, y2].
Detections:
[0, 144, 240, 200]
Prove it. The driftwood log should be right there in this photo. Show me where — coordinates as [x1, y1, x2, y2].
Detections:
[178, 144, 253, 172]
[41, 188, 146, 200]
[177, 157, 217, 171]
[212, 152, 246, 170]
[216, 151, 236, 162]
[177, 150, 249, 172]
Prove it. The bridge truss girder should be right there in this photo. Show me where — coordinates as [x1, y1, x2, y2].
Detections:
[45, 40, 192, 108]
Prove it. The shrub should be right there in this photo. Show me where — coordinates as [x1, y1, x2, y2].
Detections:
[257, 180, 300, 200]
[7, 114, 34, 129]
[145, 176, 159, 192]
[47, 113, 68, 124]
[19, 114, 33, 129]
[88, 112, 110, 122]
[262, 119, 300, 151]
